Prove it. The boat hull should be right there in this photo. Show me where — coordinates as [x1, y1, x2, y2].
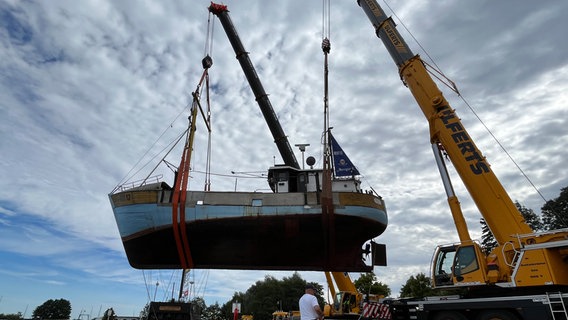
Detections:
[110, 182, 387, 271]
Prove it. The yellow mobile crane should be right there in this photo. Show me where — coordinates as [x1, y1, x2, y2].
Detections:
[323, 272, 387, 319]
[357, 0, 568, 319]
[323, 272, 362, 318]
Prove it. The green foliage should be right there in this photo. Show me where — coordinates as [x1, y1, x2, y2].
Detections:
[480, 200, 545, 254]
[139, 303, 150, 320]
[202, 302, 224, 320]
[353, 272, 391, 297]
[480, 218, 498, 255]
[541, 186, 568, 230]
[220, 272, 321, 320]
[192, 297, 206, 315]
[32, 298, 72, 320]
[0, 313, 23, 320]
[518, 202, 543, 231]
[399, 273, 433, 298]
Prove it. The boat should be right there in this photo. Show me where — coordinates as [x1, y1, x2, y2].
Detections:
[110, 152, 387, 271]
[109, 132, 387, 271]
[109, 3, 387, 272]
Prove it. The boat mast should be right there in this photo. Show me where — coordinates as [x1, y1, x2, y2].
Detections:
[172, 14, 217, 287]
[321, 0, 335, 268]
[171, 57, 213, 270]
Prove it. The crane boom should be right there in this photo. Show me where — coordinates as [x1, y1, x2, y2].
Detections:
[323, 272, 364, 317]
[209, 3, 300, 169]
[357, 0, 568, 288]
[357, 0, 531, 243]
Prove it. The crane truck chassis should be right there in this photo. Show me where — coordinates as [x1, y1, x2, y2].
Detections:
[382, 292, 567, 320]
[356, 0, 568, 319]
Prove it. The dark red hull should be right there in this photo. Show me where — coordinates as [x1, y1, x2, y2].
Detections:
[111, 185, 387, 271]
[122, 214, 385, 271]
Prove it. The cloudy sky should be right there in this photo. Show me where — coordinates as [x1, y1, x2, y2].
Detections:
[1, 0, 567, 317]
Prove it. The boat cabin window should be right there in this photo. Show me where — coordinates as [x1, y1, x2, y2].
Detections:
[278, 172, 287, 181]
[298, 173, 307, 192]
[252, 199, 262, 207]
[274, 171, 289, 192]
[268, 166, 320, 193]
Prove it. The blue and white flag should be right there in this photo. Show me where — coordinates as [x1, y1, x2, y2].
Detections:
[330, 133, 360, 177]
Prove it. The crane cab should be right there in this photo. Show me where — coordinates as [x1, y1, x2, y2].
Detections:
[431, 242, 488, 288]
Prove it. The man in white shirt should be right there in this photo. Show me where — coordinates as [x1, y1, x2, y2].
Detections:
[299, 284, 323, 320]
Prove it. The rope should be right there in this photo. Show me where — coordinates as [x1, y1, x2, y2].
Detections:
[204, 71, 212, 191]
[111, 101, 192, 193]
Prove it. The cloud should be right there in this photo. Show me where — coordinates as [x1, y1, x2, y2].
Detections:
[1, 0, 567, 315]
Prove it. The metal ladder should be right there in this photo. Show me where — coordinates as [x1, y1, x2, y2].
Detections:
[546, 292, 567, 320]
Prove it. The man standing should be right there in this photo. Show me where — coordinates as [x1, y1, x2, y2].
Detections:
[299, 284, 324, 320]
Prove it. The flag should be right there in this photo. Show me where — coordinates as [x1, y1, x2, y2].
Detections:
[330, 133, 360, 177]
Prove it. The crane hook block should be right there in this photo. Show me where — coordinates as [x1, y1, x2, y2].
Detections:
[202, 55, 213, 69]
[322, 38, 331, 53]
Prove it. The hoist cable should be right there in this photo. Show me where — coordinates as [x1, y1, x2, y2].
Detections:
[321, 0, 331, 154]
[204, 72, 213, 191]
[204, 11, 215, 57]
[322, 0, 330, 40]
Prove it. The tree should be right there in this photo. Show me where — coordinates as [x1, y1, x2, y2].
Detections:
[202, 302, 223, 320]
[353, 273, 391, 297]
[517, 202, 543, 231]
[480, 201, 543, 254]
[541, 186, 568, 230]
[0, 313, 23, 320]
[32, 299, 71, 320]
[399, 273, 433, 298]
[221, 272, 322, 320]
[480, 218, 497, 255]
[191, 297, 206, 317]
[139, 303, 150, 320]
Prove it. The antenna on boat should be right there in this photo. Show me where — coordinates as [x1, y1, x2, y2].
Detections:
[295, 143, 310, 169]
